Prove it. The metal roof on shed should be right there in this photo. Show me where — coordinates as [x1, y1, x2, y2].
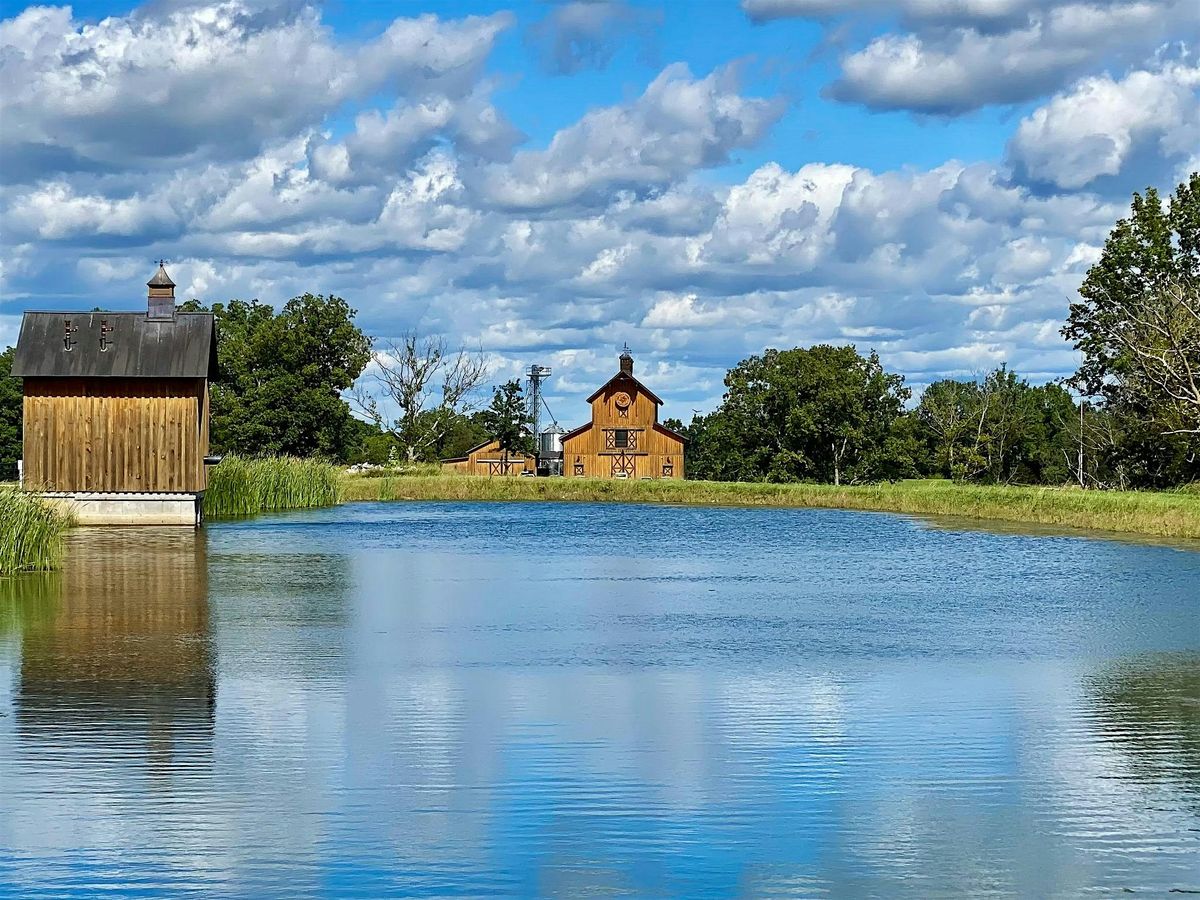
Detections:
[11, 312, 216, 379]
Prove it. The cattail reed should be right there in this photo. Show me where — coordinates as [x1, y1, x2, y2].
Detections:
[203, 455, 342, 519]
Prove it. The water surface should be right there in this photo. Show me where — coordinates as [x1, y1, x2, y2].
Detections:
[1, 502, 1198, 897]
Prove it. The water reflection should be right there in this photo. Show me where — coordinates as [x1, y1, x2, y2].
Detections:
[0, 502, 1198, 897]
[1089, 656, 1200, 794]
[16, 528, 213, 740]
[0, 528, 215, 888]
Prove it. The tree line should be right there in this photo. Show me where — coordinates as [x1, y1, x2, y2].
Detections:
[1, 173, 1196, 487]
[672, 173, 1199, 489]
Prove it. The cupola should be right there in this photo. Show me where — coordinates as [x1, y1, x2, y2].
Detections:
[147, 261, 176, 320]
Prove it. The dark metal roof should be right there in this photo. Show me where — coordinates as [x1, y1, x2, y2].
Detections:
[147, 263, 175, 288]
[11, 311, 216, 379]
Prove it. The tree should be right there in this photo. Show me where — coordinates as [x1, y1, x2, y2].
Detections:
[184, 294, 371, 460]
[914, 369, 1078, 485]
[917, 379, 983, 479]
[1064, 174, 1200, 439]
[692, 345, 911, 484]
[0, 347, 21, 481]
[480, 380, 531, 470]
[354, 334, 488, 463]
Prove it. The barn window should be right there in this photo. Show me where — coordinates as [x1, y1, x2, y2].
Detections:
[614, 429, 629, 448]
[663, 460, 674, 477]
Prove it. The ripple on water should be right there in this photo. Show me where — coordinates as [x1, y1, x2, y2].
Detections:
[0, 503, 1197, 897]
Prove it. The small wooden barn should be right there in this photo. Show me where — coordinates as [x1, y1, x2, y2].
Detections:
[11, 264, 217, 525]
[441, 438, 536, 476]
[561, 350, 684, 479]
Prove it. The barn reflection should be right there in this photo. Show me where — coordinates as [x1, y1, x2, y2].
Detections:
[15, 528, 214, 771]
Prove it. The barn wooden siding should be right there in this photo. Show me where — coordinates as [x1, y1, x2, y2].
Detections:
[441, 439, 536, 476]
[561, 382, 684, 479]
[22, 377, 210, 493]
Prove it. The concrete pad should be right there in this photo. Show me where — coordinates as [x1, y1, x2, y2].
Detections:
[38, 492, 202, 526]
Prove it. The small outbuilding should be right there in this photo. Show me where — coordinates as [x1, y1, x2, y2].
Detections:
[11, 264, 217, 525]
[441, 438, 536, 476]
[561, 349, 684, 479]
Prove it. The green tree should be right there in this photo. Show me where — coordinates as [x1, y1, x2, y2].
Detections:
[0, 347, 21, 481]
[914, 370, 1079, 485]
[437, 411, 492, 460]
[694, 345, 911, 484]
[1064, 174, 1200, 447]
[184, 294, 371, 460]
[917, 378, 984, 479]
[480, 380, 531, 468]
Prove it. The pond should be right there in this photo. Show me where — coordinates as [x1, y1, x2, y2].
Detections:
[1, 501, 1198, 897]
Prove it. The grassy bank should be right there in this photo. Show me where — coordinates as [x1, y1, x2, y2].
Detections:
[340, 474, 1200, 540]
[0, 488, 72, 575]
[205, 455, 342, 518]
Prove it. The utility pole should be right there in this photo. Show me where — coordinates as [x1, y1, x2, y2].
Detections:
[1078, 398, 1085, 489]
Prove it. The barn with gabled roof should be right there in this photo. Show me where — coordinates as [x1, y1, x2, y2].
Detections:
[11, 264, 218, 525]
[560, 349, 684, 479]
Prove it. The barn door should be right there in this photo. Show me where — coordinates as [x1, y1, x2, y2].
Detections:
[611, 453, 636, 478]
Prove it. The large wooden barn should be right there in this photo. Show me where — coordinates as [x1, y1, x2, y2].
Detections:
[561, 350, 684, 479]
[11, 264, 217, 525]
[441, 438, 536, 476]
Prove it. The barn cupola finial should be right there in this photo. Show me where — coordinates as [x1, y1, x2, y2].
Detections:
[619, 343, 633, 376]
[147, 260, 176, 321]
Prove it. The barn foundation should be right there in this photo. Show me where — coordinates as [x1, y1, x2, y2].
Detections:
[38, 492, 203, 527]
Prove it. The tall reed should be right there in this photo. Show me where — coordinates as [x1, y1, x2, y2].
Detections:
[204, 454, 342, 519]
[0, 488, 72, 575]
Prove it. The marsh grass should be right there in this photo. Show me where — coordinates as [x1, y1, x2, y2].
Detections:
[0, 488, 72, 575]
[340, 474, 1200, 539]
[204, 455, 342, 518]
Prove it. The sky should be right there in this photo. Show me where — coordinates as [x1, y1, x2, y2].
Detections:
[1, 0, 1198, 422]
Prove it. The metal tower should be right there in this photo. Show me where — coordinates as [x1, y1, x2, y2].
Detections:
[526, 364, 551, 452]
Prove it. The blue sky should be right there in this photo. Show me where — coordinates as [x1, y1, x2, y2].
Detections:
[1, 0, 1197, 420]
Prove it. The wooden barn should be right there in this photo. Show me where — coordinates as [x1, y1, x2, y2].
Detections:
[561, 350, 684, 479]
[11, 264, 217, 525]
[441, 438, 536, 476]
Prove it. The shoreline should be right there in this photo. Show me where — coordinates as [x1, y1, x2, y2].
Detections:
[339, 475, 1200, 541]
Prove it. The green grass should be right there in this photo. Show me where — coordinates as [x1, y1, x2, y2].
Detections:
[204, 454, 342, 518]
[0, 487, 73, 575]
[340, 474, 1200, 540]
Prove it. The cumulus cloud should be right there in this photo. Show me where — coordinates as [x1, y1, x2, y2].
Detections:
[480, 63, 784, 210]
[0, 2, 513, 180]
[527, 0, 661, 75]
[1006, 61, 1200, 191]
[0, 0, 1177, 416]
[744, 0, 1197, 114]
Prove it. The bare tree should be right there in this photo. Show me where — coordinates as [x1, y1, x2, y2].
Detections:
[1092, 279, 1200, 435]
[354, 334, 488, 463]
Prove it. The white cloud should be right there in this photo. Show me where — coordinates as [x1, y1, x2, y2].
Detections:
[0, 3, 513, 180]
[744, 0, 1197, 114]
[480, 63, 784, 210]
[0, 0, 1183, 414]
[1007, 61, 1200, 190]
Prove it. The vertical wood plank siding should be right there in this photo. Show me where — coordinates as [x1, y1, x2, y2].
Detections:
[22, 378, 209, 493]
[441, 439, 536, 476]
[561, 383, 685, 479]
